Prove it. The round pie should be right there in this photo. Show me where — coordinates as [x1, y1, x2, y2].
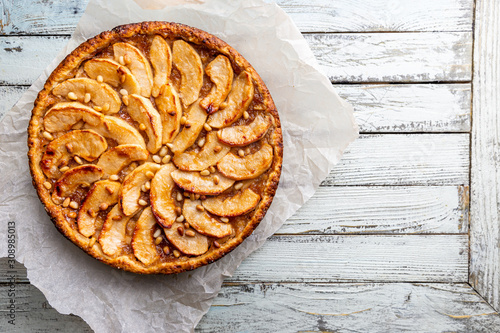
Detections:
[27, 22, 283, 274]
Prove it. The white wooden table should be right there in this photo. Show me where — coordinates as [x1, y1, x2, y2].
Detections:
[2, 0, 500, 331]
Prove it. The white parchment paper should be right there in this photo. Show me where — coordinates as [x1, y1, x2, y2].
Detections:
[0, 0, 358, 331]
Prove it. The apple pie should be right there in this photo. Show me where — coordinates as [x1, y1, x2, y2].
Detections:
[27, 22, 282, 274]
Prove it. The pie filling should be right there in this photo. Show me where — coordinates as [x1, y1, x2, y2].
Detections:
[28, 22, 282, 274]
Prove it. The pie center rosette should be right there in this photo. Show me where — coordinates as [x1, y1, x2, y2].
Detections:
[27, 22, 282, 274]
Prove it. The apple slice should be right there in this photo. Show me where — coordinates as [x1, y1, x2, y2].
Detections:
[41, 129, 107, 179]
[120, 162, 161, 216]
[150, 163, 177, 228]
[98, 204, 133, 257]
[84, 58, 141, 95]
[199, 55, 233, 114]
[77, 180, 121, 237]
[217, 143, 273, 180]
[172, 40, 203, 108]
[163, 222, 209, 256]
[43, 102, 102, 132]
[126, 94, 162, 153]
[202, 188, 260, 217]
[150, 35, 172, 97]
[183, 200, 233, 238]
[52, 165, 103, 204]
[217, 114, 272, 147]
[96, 144, 149, 178]
[207, 71, 254, 128]
[113, 42, 153, 97]
[171, 170, 234, 195]
[155, 84, 182, 144]
[172, 131, 230, 171]
[86, 115, 146, 149]
[52, 78, 121, 114]
[131, 207, 160, 266]
[170, 101, 207, 155]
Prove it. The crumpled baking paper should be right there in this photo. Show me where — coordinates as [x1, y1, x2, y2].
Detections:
[0, 0, 358, 331]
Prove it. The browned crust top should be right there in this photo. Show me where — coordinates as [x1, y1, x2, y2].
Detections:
[28, 21, 283, 274]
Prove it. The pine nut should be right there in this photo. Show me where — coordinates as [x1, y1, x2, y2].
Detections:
[119, 89, 128, 96]
[96, 75, 104, 83]
[152, 86, 160, 98]
[196, 204, 204, 212]
[105, 186, 114, 195]
[89, 237, 97, 247]
[176, 192, 183, 202]
[155, 236, 163, 245]
[138, 199, 148, 206]
[88, 209, 97, 218]
[145, 181, 151, 190]
[152, 155, 161, 163]
[175, 207, 182, 215]
[220, 102, 228, 109]
[59, 166, 69, 172]
[162, 155, 171, 164]
[99, 203, 109, 211]
[195, 194, 200, 200]
[166, 143, 174, 150]
[139, 123, 146, 131]
[185, 230, 195, 237]
[184, 222, 190, 229]
[163, 246, 170, 255]
[243, 111, 249, 119]
[102, 103, 110, 112]
[220, 217, 229, 223]
[112, 215, 122, 221]
[119, 56, 125, 65]
[146, 171, 155, 179]
[177, 226, 184, 236]
[176, 215, 185, 222]
[213, 175, 220, 185]
[159, 146, 168, 157]
[214, 145, 222, 153]
[124, 54, 131, 64]
[42, 131, 54, 140]
[62, 197, 71, 208]
[74, 156, 83, 164]
[198, 137, 206, 147]
[153, 229, 162, 238]
[122, 95, 129, 106]
[109, 174, 119, 181]
[238, 149, 245, 157]
[141, 184, 147, 192]
[43, 181, 52, 190]
[93, 106, 103, 112]
[213, 241, 221, 248]
[209, 166, 216, 173]
[69, 201, 79, 209]
[184, 122, 191, 128]
[203, 123, 212, 132]
[234, 182, 243, 190]
[200, 170, 210, 176]
[180, 116, 187, 125]
[67, 92, 78, 100]
[68, 211, 77, 219]
[173, 250, 180, 258]
[190, 193, 195, 201]
[84, 93, 91, 103]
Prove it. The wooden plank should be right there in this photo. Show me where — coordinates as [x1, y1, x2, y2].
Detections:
[0, 84, 471, 133]
[281, 185, 469, 234]
[0, 33, 472, 85]
[229, 234, 468, 283]
[337, 83, 471, 133]
[0, 233, 468, 284]
[0, 36, 69, 85]
[0, 283, 92, 332]
[198, 283, 500, 332]
[470, 0, 500, 313]
[324, 134, 469, 186]
[4, 283, 498, 333]
[276, 0, 474, 33]
[306, 32, 473, 83]
[0, 0, 473, 35]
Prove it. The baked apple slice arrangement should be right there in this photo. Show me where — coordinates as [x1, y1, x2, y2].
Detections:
[29, 22, 282, 274]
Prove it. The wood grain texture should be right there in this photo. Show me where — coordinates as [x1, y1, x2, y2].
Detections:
[306, 32, 472, 83]
[0, 36, 68, 85]
[2, 283, 498, 333]
[0, 86, 25, 121]
[325, 134, 470, 186]
[470, 0, 500, 312]
[198, 283, 500, 332]
[282, 185, 469, 234]
[276, 0, 473, 33]
[0, 0, 473, 35]
[0, 283, 92, 332]
[0, 33, 473, 85]
[229, 235, 468, 283]
[337, 83, 471, 133]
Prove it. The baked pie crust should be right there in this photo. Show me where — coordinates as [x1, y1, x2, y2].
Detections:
[27, 22, 283, 274]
